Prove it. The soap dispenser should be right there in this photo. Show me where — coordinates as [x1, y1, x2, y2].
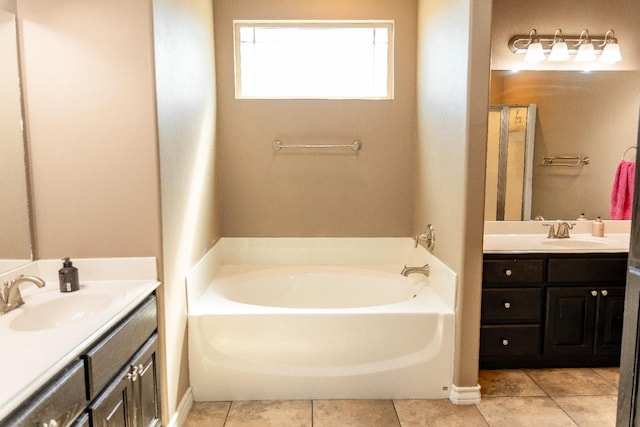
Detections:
[592, 217, 605, 237]
[59, 257, 80, 293]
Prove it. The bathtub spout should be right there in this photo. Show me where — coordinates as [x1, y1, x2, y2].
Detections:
[401, 264, 430, 277]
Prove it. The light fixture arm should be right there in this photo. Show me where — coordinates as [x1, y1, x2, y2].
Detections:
[600, 29, 617, 47]
[575, 29, 591, 47]
[551, 29, 564, 46]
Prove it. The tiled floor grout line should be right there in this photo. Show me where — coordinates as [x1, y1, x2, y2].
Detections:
[521, 368, 552, 397]
[472, 400, 491, 427]
[222, 401, 231, 427]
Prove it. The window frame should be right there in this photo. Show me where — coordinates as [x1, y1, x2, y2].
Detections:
[233, 20, 395, 100]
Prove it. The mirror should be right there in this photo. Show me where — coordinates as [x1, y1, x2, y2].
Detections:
[0, 7, 33, 271]
[487, 70, 640, 221]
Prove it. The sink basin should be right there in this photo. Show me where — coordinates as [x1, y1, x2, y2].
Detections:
[540, 238, 616, 249]
[9, 293, 112, 331]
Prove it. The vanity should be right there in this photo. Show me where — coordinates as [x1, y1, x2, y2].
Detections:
[481, 221, 630, 369]
[0, 258, 161, 427]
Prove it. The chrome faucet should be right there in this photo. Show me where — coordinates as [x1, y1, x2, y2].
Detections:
[543, 221, 574, 239]
[1, 275, 46, 315]
[401, 264, 430, 277]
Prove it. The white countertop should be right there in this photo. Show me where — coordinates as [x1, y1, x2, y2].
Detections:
[484, 220, 631, 254]
[0, 258, 159, 421]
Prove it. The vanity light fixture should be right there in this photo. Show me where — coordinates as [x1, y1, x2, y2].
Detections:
[523, 30, 545, 63]
[575, 30, 596, 62]
[600, 29, 622, 64]
[548, 29, 570, 61]
[508, 28, 622, 64]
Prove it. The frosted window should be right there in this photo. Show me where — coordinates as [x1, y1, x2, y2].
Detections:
[234, 21, 394, 99]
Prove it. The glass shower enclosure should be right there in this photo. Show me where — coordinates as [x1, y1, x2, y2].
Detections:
[484, 104, 537, 221]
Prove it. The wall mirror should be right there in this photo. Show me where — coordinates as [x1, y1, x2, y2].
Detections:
[487, 70, 640, 221]
[0, 6, 33, 271]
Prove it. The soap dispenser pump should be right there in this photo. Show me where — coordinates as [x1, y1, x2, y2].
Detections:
[59, 257, 80, 293]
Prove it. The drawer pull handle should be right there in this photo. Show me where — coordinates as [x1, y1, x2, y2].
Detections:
[503, 302, 511, 309]
[601, 290, 609, 296]
[591, 290, 598, 297]
[504, 269, 513, 277]
[502, 339, 509, 346]
[127, 365, 140, 382]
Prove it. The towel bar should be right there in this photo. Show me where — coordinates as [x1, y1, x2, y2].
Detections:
[272, 140, 361, 152]
[538, 156, 590, 167]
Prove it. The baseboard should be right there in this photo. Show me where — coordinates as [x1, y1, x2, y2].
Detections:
[449, 384, 481, 405]
[167, 386, 194, 427]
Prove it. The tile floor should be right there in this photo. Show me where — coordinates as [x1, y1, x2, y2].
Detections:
[183, 367, 620, 427]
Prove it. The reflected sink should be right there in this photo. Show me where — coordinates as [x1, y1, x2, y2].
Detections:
[540, 238, 616, 249]
[9, 293, 112, 331]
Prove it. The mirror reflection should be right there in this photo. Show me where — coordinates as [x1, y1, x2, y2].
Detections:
[485, 104, 536, 221]
[0, 8, 32, 271]
[487, 70, 640, 221]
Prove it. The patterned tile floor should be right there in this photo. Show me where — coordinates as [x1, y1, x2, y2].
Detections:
[184, 367, 619, 426]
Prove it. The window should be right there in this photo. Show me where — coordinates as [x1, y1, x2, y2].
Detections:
[234, 20, 394, 100]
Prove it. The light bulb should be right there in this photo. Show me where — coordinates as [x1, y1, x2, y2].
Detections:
[524, 42, 545, 63]
[575, 42, 596, 62]
[548, 41, 569, 61]
[600, 42, 622, 64]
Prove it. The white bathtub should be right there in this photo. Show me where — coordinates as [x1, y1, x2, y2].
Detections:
[187, 238, 456, 401]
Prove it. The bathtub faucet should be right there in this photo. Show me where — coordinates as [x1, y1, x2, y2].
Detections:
[414, 224, 435, 252]
[401, 264, 430, 277]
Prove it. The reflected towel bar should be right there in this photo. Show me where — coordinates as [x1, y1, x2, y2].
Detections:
[622, 146, 637, 161]
[272, 140, 362, 152]
[539, 156, 590, 167]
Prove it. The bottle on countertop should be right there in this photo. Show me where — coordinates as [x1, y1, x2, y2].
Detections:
[59, 257, 80, 293]
[592, 217, 605, 237]
[576, 213, 588, 221]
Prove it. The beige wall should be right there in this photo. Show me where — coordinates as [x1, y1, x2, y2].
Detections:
[491, 0, 640, 71]
[415, 0, 491, 387]
[153, 0, 219, 422]
[0, 10, 30, 259]
[491, 71, 640, 220]
[17, 0, 162, 259]
[214, 0, 417, 237]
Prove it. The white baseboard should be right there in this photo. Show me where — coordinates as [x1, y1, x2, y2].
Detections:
[449, 384, 481, 405]
[167, 387, 194, 427]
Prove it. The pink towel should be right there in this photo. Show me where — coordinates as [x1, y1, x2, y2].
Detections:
[610, 160, 636, 220]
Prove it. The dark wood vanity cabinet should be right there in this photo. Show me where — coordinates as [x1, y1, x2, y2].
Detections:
[90, 334, 161, 427]
[1, 293, 160, 427]
[87, 294, 161, 427]
[481, 253, 627, 369]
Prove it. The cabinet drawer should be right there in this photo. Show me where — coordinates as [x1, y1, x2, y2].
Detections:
[548, 257, 627, 283]
[85, 295, 157, 398]
[2, 359, 87, 427]
[483, 258, 544, 285]
[482, 288, 542, 323]
[480, 325, 540, 357]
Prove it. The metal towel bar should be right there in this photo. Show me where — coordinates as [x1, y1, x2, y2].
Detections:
[539, 156, 590, 167]
[272, 140, 361, 152]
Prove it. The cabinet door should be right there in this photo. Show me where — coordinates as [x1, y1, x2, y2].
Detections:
[89, 373, 132, 427]
[595, 287, 625, 356]
[131, 334, 161, 427]
[544, 287, 597, 357]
